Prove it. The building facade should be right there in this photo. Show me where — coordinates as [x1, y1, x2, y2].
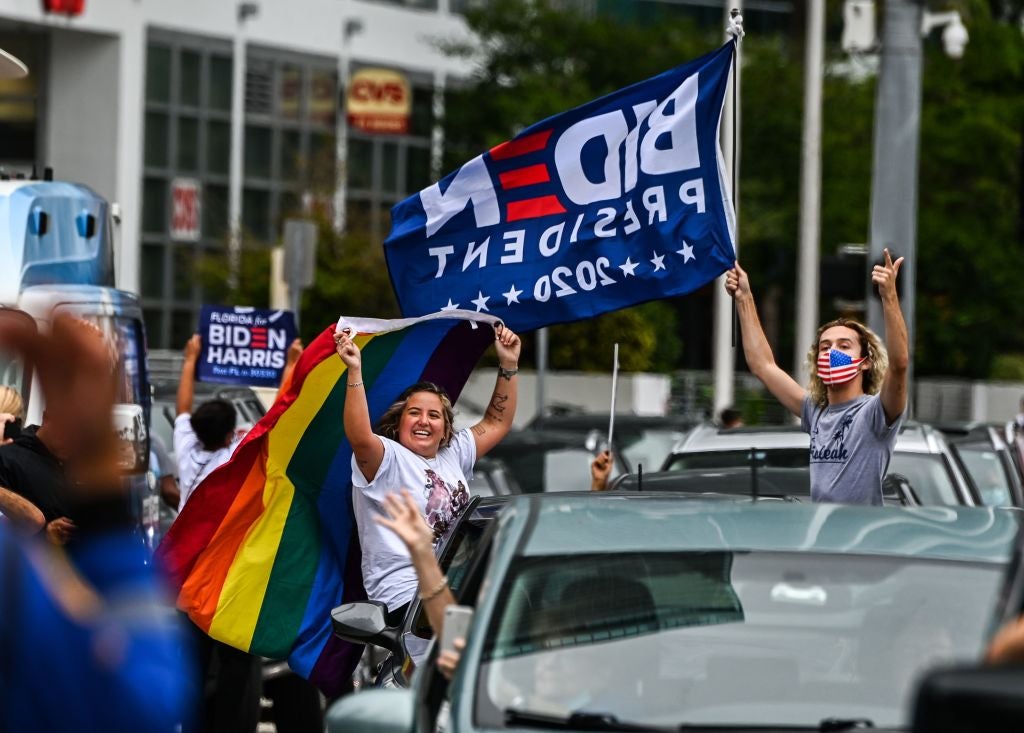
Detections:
[0, 0, 475, 347]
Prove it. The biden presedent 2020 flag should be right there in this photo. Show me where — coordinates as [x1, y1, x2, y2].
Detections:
[385, 40, 737, 332]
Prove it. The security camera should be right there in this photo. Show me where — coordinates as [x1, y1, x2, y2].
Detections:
[942, 16, 969, 59]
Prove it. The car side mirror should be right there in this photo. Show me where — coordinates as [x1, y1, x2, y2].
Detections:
[331, 600, 402, 655]
[913, 663, 1024, 732]
[326, 688, 414, 733]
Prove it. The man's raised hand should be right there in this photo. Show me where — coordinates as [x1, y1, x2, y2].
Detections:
[872, 248, 904, 301]
[724, 262, 751, 300]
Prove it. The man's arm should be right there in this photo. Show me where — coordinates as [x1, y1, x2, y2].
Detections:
[0, 485, 45, 533]
[470, 327, 521, 458]
[176, 335, 201, 417]
[874, 249, 908, 425]
[725, 263, 806, 417]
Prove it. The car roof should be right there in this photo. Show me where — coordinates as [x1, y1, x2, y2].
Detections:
[513, 494, 1019, 562]
[614, 466, 810, 497]
[150, 377, 261, 402]
[669, 420, 948, 455]
[529, 414, 695, 431]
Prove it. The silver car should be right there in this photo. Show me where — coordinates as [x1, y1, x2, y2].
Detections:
[661, 421, 978, 505]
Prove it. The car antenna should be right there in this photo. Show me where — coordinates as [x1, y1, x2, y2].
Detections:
[750, 447, 759, 502]
[637, 463, 643, 492]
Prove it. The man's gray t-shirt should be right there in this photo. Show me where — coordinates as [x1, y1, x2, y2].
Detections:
[801, 394, 904, 505]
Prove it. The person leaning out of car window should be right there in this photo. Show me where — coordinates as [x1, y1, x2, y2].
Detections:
[725, 250, 908, 505]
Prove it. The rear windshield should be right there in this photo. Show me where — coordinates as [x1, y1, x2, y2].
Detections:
[665, 448, 810, 471]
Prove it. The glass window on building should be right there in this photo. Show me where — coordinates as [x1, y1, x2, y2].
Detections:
[141, 31, 233, 348]
[242, 47, 337, 250]
[344, 70, 436, 243]
[0, 34, 43, 168]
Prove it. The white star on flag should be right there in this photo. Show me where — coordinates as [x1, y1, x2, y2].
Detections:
[619, 258, 638, 277]
[677, 241, 695, 263]
[440, 298, 459, 311]
[471, 291, 491, 312]
[502, 284, 523, 305]
[650, 251, 666, 272]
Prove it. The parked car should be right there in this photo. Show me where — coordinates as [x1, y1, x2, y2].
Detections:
[527, 413, 694, 475]
[611, 465, 920, 505]
[334, 495, 508, 689]
[936, 421, 1024, 507]
[149, 376, 267, 473]
[327, 494, 1023, 733]
[480, 429, 628, 494]
[662, 421, 979, 505]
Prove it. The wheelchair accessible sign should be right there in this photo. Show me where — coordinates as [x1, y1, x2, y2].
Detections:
[197, 305, 297, 387]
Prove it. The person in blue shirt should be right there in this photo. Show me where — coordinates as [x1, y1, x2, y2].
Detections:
[0, 313, 196, 733]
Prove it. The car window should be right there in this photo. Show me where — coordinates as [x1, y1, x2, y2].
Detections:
[888, 453, 960, 505]
[665, 449, 810, 471]
[476, 551, 1003, 729]
[411, 518, 489, 639]
[956, 446, 1013, 507]
[620, 429, 687, 472]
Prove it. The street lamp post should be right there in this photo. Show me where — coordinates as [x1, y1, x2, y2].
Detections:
[867, 0, 967, 414]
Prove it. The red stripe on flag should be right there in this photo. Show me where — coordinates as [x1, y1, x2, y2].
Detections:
[490, 130, 553, 161]
[498, 164, 551, 190]
[506, 195, 566, 222]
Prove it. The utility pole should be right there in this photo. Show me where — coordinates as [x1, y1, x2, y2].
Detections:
[867, 0, 922, 407]
[793, 0, 825, 385]
[712, 1, 742, 419]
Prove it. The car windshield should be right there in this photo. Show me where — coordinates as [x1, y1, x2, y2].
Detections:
[665, 448, 809, 471]
[619, 429, 687, 473]
[956, 446, 1013, 507]
[495, 447, 598, 493]
[888, 453, 960, 506]
[476, 551, 1003, 729]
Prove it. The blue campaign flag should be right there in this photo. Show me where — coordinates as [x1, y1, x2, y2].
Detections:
[197, 305, 297, 387]
[385, 41, 737, 332]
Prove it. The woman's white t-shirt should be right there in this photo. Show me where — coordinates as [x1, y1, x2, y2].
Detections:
[351, 429, 476, 612]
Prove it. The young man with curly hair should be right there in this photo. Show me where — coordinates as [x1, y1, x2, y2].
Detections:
[725, 249, 908, 505]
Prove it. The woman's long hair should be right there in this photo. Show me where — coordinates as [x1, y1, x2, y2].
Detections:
[375, 381, 455, 449]
[805, 318, 888, 407]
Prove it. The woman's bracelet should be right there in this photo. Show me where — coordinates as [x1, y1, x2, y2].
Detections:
[347, 381, 363, 388]
[419, 575, 448, 602]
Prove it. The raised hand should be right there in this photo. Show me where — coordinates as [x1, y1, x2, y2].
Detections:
[333, 328, 362, 370]
[724, 262, 750, 300]
[590, 450, 613, 491]
[183, 333, 201, 361]
[494, 325, 521, 369]
[872, 248, 904, 300]
[285, 338, 304, 366]
[437, 637, 465, 681]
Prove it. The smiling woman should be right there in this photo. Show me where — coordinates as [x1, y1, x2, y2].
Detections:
[334, 322, 520, 635]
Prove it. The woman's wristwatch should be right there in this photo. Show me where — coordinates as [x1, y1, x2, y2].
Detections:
[497, 365, 519, 380]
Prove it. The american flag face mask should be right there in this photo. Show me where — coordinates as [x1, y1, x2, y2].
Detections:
[817, 349, 867, 386]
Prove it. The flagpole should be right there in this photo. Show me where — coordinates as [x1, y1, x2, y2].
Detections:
[607, 343, 620, 453]
[713, 5, 743, 421]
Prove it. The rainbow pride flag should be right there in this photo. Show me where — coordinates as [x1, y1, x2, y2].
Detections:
[156, 311, 499, 694]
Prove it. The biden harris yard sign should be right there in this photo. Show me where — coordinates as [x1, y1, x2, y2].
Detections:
[384, 41, 737, 332]
[197, 306, 297, 387]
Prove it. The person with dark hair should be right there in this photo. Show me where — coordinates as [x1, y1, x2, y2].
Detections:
[719, 407, 743, 429]
[173, 335, 240, 513]
[335, 323, 520, 627]
[725, 249, 908, 505]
